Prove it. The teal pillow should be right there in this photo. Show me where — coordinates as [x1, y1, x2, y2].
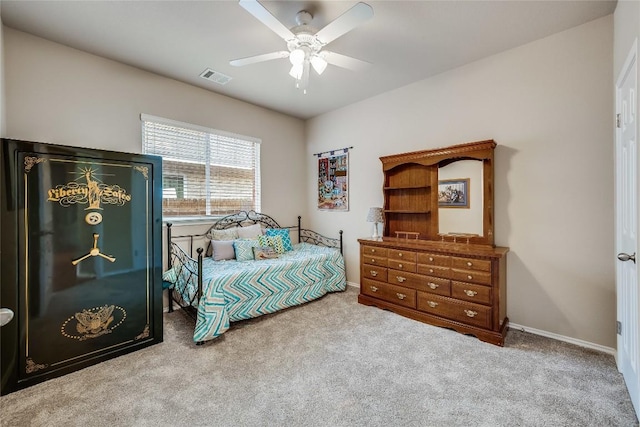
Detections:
[265, 228, 293, 252]
[234, 239, 259, 261]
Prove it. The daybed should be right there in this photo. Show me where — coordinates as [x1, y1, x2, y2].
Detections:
[163, 211, 346, 343]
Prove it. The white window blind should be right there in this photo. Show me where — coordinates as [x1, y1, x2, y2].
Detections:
[141, 114, 261, 218]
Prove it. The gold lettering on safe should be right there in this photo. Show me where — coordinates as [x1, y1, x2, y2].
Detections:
[47, 166, 132, 209]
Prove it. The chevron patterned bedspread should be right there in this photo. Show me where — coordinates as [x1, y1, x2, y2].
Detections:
[192, 243, 346, 342]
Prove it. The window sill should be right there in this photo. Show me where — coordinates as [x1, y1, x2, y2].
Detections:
[162, 216, 222, 226]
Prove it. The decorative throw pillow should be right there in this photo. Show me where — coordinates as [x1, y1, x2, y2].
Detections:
[237, 223, 263, 239]
[162, 260, 190, 289]
[210, 227, 239, 241]
[257, 234, 270, 247]
[265, 228, 293, 252]
[257, 234, 285, 254]
[211, 240, 235, 261]
[234, 239, 260, 261]
[162, 262, 181, 284]
[253, 246, 279, 260]
[206, 228, 239, 257]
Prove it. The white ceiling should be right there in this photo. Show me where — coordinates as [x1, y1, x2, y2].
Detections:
[1, 0, 616, 120]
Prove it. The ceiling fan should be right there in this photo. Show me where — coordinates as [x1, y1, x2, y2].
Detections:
[230, 0, 374, 93]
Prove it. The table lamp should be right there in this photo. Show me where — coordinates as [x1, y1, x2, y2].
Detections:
[366, 207, 384, 240]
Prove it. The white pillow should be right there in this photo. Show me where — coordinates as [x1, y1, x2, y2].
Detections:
[210, 227, 239, 241]
[237, 223, 263, 238]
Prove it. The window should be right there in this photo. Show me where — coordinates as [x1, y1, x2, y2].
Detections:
[141, 114, 261, 218]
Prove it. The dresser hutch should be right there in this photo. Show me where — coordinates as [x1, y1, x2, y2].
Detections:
[358, 140, 509, 345]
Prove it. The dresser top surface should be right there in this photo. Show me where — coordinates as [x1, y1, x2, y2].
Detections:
[358, 238, 509, 258]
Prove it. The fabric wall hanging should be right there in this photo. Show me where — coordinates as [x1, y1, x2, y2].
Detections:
[316, 148, 350, 211]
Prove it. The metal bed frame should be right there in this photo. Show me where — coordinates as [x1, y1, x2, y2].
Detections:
[164, 211, 343, 325]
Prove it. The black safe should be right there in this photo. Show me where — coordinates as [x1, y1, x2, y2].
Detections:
[1, 138, 163, 395]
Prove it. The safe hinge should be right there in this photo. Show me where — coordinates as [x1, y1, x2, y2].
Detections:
[617, 320, 622, 335]
[616, 113, 621, 129]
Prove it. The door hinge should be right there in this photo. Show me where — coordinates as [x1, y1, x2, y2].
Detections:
[616, 113, 621, 128]
[617, 320, 622, 335]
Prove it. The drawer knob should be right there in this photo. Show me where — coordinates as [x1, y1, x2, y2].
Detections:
[428, 283, 439, 290]
[467, 261, 473, 267]
[398, 253, 403, 257]
[371, 249, 376, 253]
[429, 268, 434, 273]
[427, 301, 438, 308]
[464, 310, 478, 318]
[396, 276, 406, 283]
[370, 270, 378, 277]
[429, 257, 434, 261]
[464, 290, 478, 297]
[467, 275, 473, 280]
[370, 285, 379, 292]
[398, 263, 403, 269]
[396, 293, 407, 300]
[371, 259, 376, 263]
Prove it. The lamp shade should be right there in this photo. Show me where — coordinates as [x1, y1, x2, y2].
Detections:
[289, 48, 305, 66]
[289, 64, 303, 79]
[366, 207, 384, 223]
[310, 55, 328, 75]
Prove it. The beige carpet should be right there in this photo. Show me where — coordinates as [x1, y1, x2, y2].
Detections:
[1, 287, 638, 427]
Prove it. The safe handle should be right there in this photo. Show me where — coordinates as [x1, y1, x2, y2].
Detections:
[0, 308, 14, 327]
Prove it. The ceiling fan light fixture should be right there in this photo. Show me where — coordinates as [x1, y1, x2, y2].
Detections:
[310, 55, 327, 75]
[289, 63, 304, 79]
[289, 48, 306, 66]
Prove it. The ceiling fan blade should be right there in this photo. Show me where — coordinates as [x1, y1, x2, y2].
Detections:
[321, 51, 371, 72]
[239, 0, 296, 41]
[315, 2, 374, 45]
[230, 51, 290, 67]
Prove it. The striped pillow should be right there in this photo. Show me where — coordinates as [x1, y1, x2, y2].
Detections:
[233, 239, 259, 261]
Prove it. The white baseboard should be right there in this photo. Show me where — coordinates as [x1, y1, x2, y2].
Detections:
[509, 322, 616, 356]
[346, 281, 359, 289]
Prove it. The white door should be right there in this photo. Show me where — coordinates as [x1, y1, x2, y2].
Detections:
[616, 38, 639, 419]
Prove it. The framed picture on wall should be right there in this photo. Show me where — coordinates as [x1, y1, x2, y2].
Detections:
[317, 150, 349, 211]
[438, 178, 469, 208]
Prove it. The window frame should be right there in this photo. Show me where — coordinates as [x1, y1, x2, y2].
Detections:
[141, 113, 261, 222]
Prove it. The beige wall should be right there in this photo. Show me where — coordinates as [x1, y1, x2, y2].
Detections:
[614, 1, 639, 75]
[306, 16, 615, 348]
[4, 28, 307, 229]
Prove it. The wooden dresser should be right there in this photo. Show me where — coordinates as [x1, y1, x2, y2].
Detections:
[359, 140, 509, 345]
[358, 238, 508, 345]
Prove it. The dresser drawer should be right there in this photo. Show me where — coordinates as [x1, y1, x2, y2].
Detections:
[388, 249, 416, 263]
[417, 252, 450, 267]
[417, 264, 450, 279]
[417, 293, 491, 329]
[451, 281, 491, 305]
[361, 278, 416, 309]
[451, 257, 491, 272]
[362, 245, 387, 257]
[421, 276, 451, 297]
[387, 259, 416, 272]
[362, 264, 388, 282]
[387, 270, 425, 289]
[362, 254, 387, 266]
[450, 268, 492, 285]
